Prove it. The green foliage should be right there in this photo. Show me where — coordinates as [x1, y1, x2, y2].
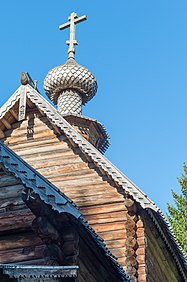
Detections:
[167, 164, 187, 255]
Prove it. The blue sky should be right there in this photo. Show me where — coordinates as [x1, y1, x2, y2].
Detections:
[0, 1, 186, 213]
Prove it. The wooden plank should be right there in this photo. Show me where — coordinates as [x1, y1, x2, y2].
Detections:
[0, 184, 24, 200]
[105, 239, 126, 249]
[6, 131, 56, 144]
[17, 143, 70, 156]
[10, 109, 18, 120]
[1, 118, 11, 129]
[0, 245, 44, 264]
[48, 175, 108, 186]
[109, 247, 125, 258]
[62, 187, 122, 198]
[66, 198, 124, 207]
[0, 174, 20, 188]
[0, 197, 23, 207]
[0, 129, 4, 139]
[9, 136, 61, 150]
[91, 222, 125, 233]
[0, 209, 34, 231]
[25, 155, 83, 170]
[85, 212, 127, 224]
[38, 168, 96, 180]
[20, 147, 75, 161]
[80, 203, 127, 215]
[97, 230, 126, 241]
[0, 232, 42, 251]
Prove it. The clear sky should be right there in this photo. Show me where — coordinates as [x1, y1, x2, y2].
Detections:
[0, 1, 186, 213]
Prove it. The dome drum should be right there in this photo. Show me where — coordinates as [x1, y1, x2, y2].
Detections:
[57, 90, 82, 115]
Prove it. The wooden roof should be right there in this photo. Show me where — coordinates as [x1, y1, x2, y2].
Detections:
[0, 83, 187, 280]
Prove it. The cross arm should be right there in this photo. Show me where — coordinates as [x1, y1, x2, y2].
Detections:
[74, 15, 87, 25]
[58, 15, 87, 30]
[59, 21, 70, 30]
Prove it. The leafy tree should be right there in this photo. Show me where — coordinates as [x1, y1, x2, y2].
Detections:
[167, 164, 187, 255]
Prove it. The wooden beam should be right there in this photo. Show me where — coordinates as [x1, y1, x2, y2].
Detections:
[1, 118, 11, 129]
[0, 128, 4, 139]
[26, 98, 34, 108]
[0, 232, 42, 251]
[0, 245, 44, 264]
[10, 109, 18, 120]
[0, 209, 34, 231]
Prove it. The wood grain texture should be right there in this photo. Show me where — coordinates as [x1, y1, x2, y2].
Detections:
[4, 114, 128, 270]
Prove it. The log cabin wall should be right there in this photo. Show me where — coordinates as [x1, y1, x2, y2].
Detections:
[0, 170, 44, 265]
[0, 164, 119, 282]
[3, 112, 130, 271]
[142, 211, 183, 282]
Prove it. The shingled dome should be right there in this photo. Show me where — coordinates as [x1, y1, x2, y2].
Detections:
[43, 58, 97, 105]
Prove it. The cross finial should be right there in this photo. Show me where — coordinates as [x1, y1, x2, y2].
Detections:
[59, 12, 87, 59]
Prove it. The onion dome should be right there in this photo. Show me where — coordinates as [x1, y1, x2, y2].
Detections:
[43, 12, 97, 115]
[43, 58, 97, 115]
[43, 12, 109, 153]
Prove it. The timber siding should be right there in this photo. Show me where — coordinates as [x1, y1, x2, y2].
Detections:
[0, 171, 44, 264]
[4, 113, 128, 270]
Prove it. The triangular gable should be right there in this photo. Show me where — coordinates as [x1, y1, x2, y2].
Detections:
[0, 84, 187, 278]
[0, 142, 130, 282]
[0, 84, 158, 211]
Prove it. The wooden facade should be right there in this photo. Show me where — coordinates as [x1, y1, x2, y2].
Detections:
[0, 85, 186, 281]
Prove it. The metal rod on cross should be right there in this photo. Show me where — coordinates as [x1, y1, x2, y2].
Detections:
[59, 12, 87, 59]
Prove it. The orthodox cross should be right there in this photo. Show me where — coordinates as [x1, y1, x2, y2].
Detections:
[59, 12, 87, 59]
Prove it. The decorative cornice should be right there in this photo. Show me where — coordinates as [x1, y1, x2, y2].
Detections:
[0, 264, 79, 279]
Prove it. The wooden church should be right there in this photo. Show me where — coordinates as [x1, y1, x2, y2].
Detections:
[0, 12, 186, 282]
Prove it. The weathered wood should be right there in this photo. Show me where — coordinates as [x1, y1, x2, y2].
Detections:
[0, 184, 24, 200]
[0, 232, 42, 251]
[9, 136, 61, 150]
[105, 239, 126, 249]
[0, 128, 4, 139]
[0, 174, 20, 188]
[0, 197, 23, 208]
[10, 109, 18, 120]
[1, 118, 11, 129]
[70, 198, 124, 207]
[0, 209, 34, 231]
[125, 248, 135, 257]
[125, 256, 137, 267]
[98, 230, 126, 241]
[80, 203, 127, 215]
[3, 115, 128, 269]
[92, 222, 125, 233]
[109, 247, 125, 258]
[85, 212, 127, 224]
[125, 236, 137, 248]
[0, 245, 44, 264]
[144, 210, 182, 282]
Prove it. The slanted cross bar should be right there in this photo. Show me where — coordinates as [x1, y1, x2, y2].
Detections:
[59, 12, 87, 59]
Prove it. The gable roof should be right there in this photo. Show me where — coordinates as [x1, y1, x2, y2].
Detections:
[0, 84, 187, 279]
[0, 84, 160, 211]
[0, 142, 131, 282]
